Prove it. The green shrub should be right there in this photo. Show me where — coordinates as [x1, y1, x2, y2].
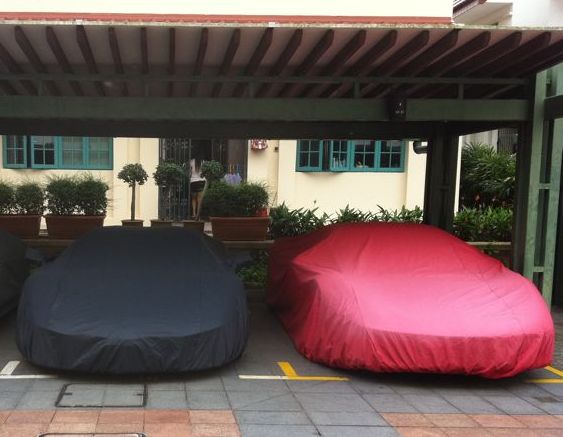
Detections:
[460, 142, 516, 208]
[200, 160, 225, 185]
[453, 207, 513, 242]
[15, 182, 44, 215]
[377, 205, 423, 223]
[236, 252, 269, 287]
[202, 181, 269, 217]
[46, 176, 79, 215]
[0, 181, 15, 215]
[76, 174, 109, 216]
[153, 162, 185, 189]
[269, 203, 329, 238]
[331, 205, 376, 223]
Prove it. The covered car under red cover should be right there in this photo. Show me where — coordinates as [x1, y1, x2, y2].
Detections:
[267, 223, 554, 378]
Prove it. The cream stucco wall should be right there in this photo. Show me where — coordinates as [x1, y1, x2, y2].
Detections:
[3, 1, 453, 19]
[247, 139, 426, 216]
[0, 137, 159, 226]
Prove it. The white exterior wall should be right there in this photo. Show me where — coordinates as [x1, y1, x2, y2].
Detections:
[0, 137, 160, 226]
[2, 1, 453, 19]
[247, 139, 426, 216]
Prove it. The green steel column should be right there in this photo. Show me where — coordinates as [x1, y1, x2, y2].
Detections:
[543, 66, 563, 304]
[522, 66, 563, 306]
[423, 124, 459, 231]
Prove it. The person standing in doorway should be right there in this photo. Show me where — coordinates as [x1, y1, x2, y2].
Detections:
[190, 153, 206, 219]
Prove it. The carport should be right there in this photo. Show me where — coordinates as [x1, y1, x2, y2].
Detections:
[0, 14, 562, 303]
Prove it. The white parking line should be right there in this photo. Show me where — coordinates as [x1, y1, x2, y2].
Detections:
[0, 374, 56, 379]
[0, 360, 19, 375]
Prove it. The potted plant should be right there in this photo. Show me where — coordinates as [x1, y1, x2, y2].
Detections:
[45, 174, 109, 239]
[202, 181, 270, 240]
[0, 180, 45, 238]
[118, 163, 149, 227]
[151, 162, 185, 227]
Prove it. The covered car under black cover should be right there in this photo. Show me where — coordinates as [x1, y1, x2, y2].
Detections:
[17, 227, 248, 374]
[0, 230, 29, 318]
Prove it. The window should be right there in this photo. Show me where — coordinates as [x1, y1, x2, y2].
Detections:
[379, 140, 404, 171]
[351, 140, 377, 171]
[296, 140, 323, 171]
[31, 136, 56, 168]
[2, 136, 113, 170]
[329, 140, 349, 171]
[3, 136, 27, 168]
[297, 139, 405, 173]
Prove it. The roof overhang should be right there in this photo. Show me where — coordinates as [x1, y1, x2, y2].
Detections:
[0, 19, 561, 136]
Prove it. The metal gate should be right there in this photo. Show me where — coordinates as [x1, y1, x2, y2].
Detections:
[158, 138, 191, 221]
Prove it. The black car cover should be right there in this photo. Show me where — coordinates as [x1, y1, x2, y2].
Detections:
[0, 230, 29, 318]
[17, 227, 248, 374]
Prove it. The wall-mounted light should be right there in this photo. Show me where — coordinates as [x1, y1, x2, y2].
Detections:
[250, 139, 268, 151]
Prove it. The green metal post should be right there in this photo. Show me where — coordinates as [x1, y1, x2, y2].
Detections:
[522, 66, 563, 306]
[423, 124, 459, 231]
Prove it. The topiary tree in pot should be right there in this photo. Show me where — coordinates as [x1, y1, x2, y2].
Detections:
[151, 162, 185, 227]
[117, 163, 149, 227]
[45, 174, 109, 239]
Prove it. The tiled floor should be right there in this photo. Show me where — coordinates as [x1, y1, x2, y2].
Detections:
[0, 304, 562, 436]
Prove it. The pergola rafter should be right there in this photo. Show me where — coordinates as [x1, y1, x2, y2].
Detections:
[46, 26, 83, 96]
[108, 27, 128, 97]
[188, 28, 208, 97]
[233, 27, 274, 97]
[76, 25, 105, 96]
[211, 29, 241, 97]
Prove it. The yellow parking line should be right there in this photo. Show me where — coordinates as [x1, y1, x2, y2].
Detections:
[525, 365, 563, 383]
[545, 365, 563, 378]
[277, 361, 349, 381]
[278, 361, 299, 378]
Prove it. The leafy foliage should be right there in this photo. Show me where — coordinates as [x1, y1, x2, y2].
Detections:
[200, 160, 225, 185]
[236, 252, 269, 288]
[15, 182, 44, 215]
[202, 181, 269, 217]
[117, 163, 149, 187]
[453, 207, 513, 242]
[153, 163, 185, 189]
[269, 203, 423, 238]
[76, 174, 109, 216]
[460, 142, 516, 208]
[0, 181, 15, 215]
[46, 175, 79, 216]
[269, 204, 329, 238]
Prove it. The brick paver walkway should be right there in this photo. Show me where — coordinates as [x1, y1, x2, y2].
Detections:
[1, 410, 563, 436]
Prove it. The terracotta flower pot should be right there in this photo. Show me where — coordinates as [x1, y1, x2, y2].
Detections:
[122, 219, 144, 227]
[0, 215, 42, 238]
[210, 216, 270, 241]
[150, 219, 174, 227]
[45, 215, 105, 239]
[181, 220, 205, 232]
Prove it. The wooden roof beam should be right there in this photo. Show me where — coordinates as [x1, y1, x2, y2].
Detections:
[233, 28, 274, 97]
[15, 26, 59, 96]
[360, 30, 430, 97]
[327, 30, 397, 98]
[419, 32, 522, 98]
[46, 26, 83, 96]
[76, 25, 105, 96]
[304, 30, 366, 98]
[212, 29, 241, 97]
[278, 29, 334, 98]
[189, 28, 208, 97]
[108, 27, 128, 97]
[511, 38, 563, 76]
[371, 29, 459, 98]
[140, 27, 149, 75]
[167, 28, 176, 97]
[256, 29, 302, 98]
[0, 41, 36, 95]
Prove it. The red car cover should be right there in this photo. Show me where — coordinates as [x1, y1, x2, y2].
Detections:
[267, 223, 554, 378]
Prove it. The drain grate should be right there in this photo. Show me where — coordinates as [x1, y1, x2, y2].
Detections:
[55, 383, 147, 408]
[39, 434, 146, 437]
